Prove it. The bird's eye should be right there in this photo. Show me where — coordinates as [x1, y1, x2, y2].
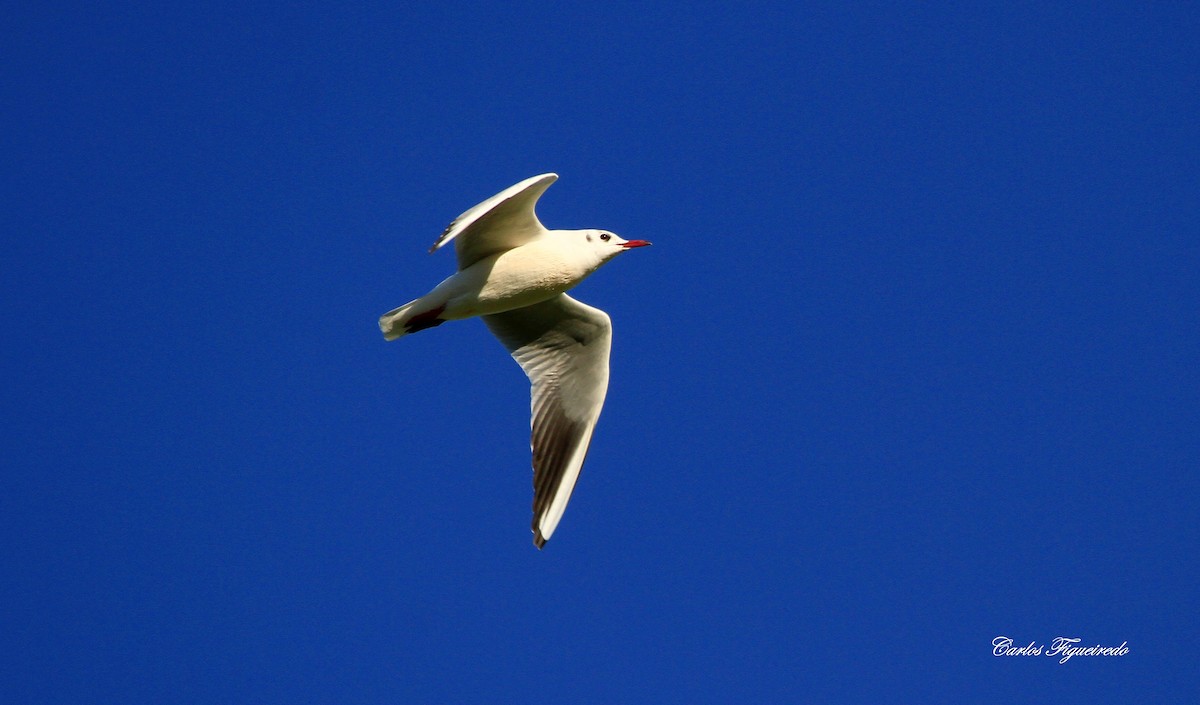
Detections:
[599, 233, 611, 241]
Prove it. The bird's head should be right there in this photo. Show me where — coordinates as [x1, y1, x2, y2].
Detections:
[581, 229, 652, 263]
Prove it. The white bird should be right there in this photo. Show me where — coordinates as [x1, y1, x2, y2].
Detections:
[379, 173, 650, 548]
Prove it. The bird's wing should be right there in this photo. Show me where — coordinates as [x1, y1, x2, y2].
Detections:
[482, 294, 612, 548]
[428, 173, 558, 270]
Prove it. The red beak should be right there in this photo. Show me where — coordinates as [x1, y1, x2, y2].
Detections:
[621, 239, 652, 249]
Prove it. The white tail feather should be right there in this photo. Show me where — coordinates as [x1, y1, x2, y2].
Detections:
[378, 299, 419, 341]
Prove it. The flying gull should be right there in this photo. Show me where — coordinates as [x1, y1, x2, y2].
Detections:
[379, 173, 650, 548]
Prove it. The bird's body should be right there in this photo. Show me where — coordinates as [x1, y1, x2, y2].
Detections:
[378, 173, 649, 547]
[381, 232, 610, 336]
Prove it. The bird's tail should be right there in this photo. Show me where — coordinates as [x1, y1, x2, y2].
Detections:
[378, 299, 419, 341]
[379, 298, 448, 340]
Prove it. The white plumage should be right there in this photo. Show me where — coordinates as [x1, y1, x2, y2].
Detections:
[379, 173, 650, 548]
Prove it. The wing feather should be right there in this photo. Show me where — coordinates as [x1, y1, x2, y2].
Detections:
[483, 294, 612, 548]
[428, 173, 558, 269]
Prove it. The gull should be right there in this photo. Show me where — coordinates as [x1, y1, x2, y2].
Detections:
[378, 173, 650, 548]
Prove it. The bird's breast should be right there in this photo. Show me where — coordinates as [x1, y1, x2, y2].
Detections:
[445, 245, 588, 318]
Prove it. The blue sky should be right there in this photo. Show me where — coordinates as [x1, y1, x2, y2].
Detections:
[4, 2, 1197, 702]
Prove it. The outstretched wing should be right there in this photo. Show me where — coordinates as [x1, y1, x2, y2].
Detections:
[428, 173, 558, 270]
[482, 294, 612, 548]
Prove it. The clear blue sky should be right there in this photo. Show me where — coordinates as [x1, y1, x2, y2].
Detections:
[4, 2, 1197, 702]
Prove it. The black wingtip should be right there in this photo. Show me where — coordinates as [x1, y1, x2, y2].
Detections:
[533, 532, 547, 550]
